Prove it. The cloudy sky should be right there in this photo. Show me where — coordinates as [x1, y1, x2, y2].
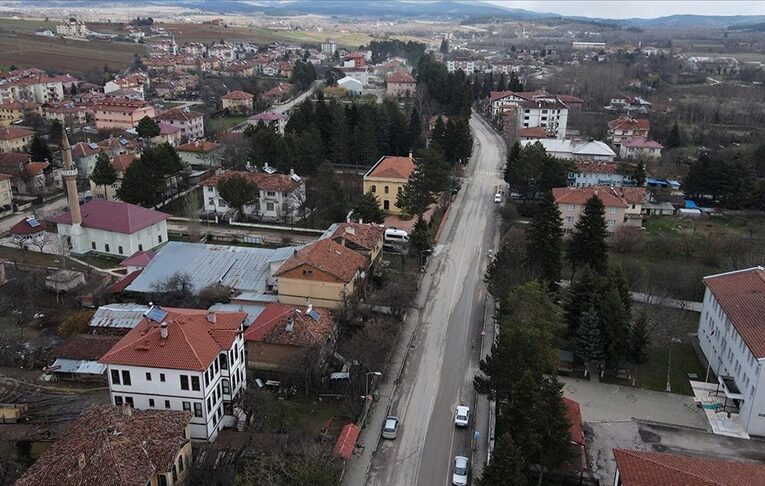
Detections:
[487, 1, 765, 19]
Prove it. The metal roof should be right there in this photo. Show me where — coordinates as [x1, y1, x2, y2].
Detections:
[208, 302, 267, 327]
[126, 241, 299, 294]
[89, 303, 150, 329]
[50, 358, 107, 375]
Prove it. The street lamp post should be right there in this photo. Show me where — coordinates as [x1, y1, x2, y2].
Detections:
[666, 337, 682, 392]
[365, 371, 382, 401]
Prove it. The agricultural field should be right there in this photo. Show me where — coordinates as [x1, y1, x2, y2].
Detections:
[0, 31, 144, 73]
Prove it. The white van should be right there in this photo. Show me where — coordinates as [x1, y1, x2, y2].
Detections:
[384, 228, 409, 244]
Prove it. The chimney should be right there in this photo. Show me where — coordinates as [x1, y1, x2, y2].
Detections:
[307, 303, 313, 315]
[160, 322, 168, 339]
[408, 151, 413, 159]
[285, 316, 294, 332]
[207, 311, 216, 323]
[290, 168, 295, 176]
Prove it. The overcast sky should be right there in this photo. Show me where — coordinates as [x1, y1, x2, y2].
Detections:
[487, 1, 765, 19]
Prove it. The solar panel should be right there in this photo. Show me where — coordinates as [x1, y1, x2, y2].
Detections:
[88, 142, 99, 149]
[307, 309, 320, 322]
[26, 217, 40, 227]
[144, 306, 168, 323]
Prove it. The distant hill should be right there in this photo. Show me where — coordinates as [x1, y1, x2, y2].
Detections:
[616, 14, 765, 28]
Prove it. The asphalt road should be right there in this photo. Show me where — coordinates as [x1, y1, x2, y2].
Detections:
[367, 113, 505, 486]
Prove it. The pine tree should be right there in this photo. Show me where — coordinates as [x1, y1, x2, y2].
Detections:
[217, 173, 259, 218]
[567, 193, 609, 276]
[628, 310, 651, 366]
[352, 114, 378, 168]
[496, 72, 507, 91]
[533, 376, 574, 477]
[504, 140, 522, 185]
[29, 134, 52, 162]
[136, 115, 160, 139]
[564, 267, 598, 336]
[575, 307, 608, 373]
[408, 217, 432, 256]
[477, 433, 527, 486]
[596, 287, 629, 360]
[396, 149, 449, 218]
[633, 159, 647, 186]
[308, 161, 347, 227]
[608, 265, 633, 323]
[48, 119, 63, 143]
[525, 192, 563, 292]
[117, 157, 160, 207]
[295, 124, 324, 175]
[406, 108, 422, 152]
[439, 38, 449, 54]
[90, 151, 117, 200]
[665, 120, 681, 149]
[353, 191, 385, 224]
[430, 116, 447, 152]
[508, 71, 524, 91]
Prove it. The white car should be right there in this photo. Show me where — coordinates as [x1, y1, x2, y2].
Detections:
[452, 456, 469, 485]
[381, 416, 399, 440]
[454, 405, 470, 427]
[494, 192, 502, 203]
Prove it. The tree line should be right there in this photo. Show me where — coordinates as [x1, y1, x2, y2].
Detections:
[684, 143, 765, 209]
[369, 39, 426, 66]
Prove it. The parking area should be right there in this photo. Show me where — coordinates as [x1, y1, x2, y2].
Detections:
[585, 420, 765, 484]
[561, 376, 708, 429]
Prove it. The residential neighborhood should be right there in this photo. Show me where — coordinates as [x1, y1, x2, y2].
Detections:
[0, 1, 764, 486]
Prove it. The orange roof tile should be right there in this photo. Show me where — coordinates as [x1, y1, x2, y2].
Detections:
[329, 222, 385, 252]
[552, 186, 628, 208]
[243, 303, 334, 347]
[99, 308, 246, 371]
[608, 115, 650, 131]
[0, 126, 33, 140]
[387, 71, 415, 84]
[704, 267, 765, 358]
[222, 90, 254, 100]
[613, 449, 765, 485]
[203, 170, 302, 193]
[366, 155, 415, 180]
[274, 239, 369, 283]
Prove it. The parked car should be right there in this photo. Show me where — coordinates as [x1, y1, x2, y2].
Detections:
[384, 228, 409, 244]
[494, 192, 502, 203]
[452, 456, 469, 485]
[382, 416, 399, 439]
[454, 405, 470, 427]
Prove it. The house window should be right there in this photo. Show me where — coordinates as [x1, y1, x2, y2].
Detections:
[220, 354, 228, 370]
[180, 375, 189, 390]
[118, 246, 123, 255]
[111, 369, 121, 385]
[222, 378, 230, 395]
[566, 204, 575, 211]
[191, 376, 201, 391]
[121, 370, 131, 386]
[207, 397, 212, 410]
[608, 219, 616, 226]
[91, 241, 96, 250]
[608, 207, 617, 214]
[149, 398, 155, 407]
[159, 474, 168, 486]
[114, 395, 123, 406]
[565, 216, 574, 223]
[105, 243, 110, 252]
[160, 373, 165, 382]
[384, 186, 389, 194]
[138, 244, 143, 251]
[383, 200, 390, 210]
[182, 401, 191, 412]
[158, 234, 163, 243]
[371, 185, 377, 193]
[267, 191, 276, 197]
[165, 400, 171, 409]
[194, 402, 203, 417]
[125, 397, 134, 408]
[266, 202, 274, 211]
[208, 197, 214, 205]
[145, 372, 152, 381]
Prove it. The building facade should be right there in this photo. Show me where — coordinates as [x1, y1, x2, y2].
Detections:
[94, 98, 156, 130]
[619, 138, 664, 160]
[386, 72, 416, 97]
[221, 90, 254, 113]
[362, 155, 415, 214]
[553, 186, 630, 234]
[608, 115, 650, 146]
[156, 107, 204, 142]
[0, 127, 33, 153]
[568, 162, 635, 187]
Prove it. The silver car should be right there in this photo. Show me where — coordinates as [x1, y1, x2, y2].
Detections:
[382, 416, 399, 439]
[452, 456, 469, 485]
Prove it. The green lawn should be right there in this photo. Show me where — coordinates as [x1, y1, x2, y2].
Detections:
[0, 246, 89, 271]
[206, 115, 246, 134]
[253, 393, 347, 441]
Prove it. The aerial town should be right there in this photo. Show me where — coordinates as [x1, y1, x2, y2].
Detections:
[0, 1, 763, 485]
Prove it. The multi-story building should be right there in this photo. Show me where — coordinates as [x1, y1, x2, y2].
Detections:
[567, 161, 636, 187]
[0, 101, 40, 126]
[446, 57, 475, 73]
[490, 90, 570, 139]
[522, 139, 616, 163]
[247, 111, 288, 134]
[15, 405, 193, 486]
[697, 266, 765, 436]
[386, 71, 416, 97]
[156, 107, 204, 142]
[94, 98, 156, 130]
[0, 76, 64, 104]
[321, 40, 337, 55]
[202, 169, 306, 222]
[0, 127, 34, 153]
[208, 42, 234, 62]
[363, 154, 415, 214]
[42, 103, 88, 126]
[221, 90, 254, 113]
[607, 115, 650, 146]
[553, 186, 646, 234]
[89, 154, 135, 201]
[0, 173, 11, 208]
[99, 306, 248, 442]
[176, 140, 222, 167]
[619, 138, 664, 160]
[56, 19, 89, 37]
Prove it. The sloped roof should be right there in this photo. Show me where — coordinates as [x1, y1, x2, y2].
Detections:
[111, 154, 135, 172]
[222, 89, 254, 100]
[89, 303, 149, 329]
[9, 217, 46, 235]
[156, 107, 203, 122]
[99, 307, 246, 371]
[552, 186, 628, 208]
[608, 115, 650, 131]
[612, 449, 765, 486]
[274, 239, 369, 283]
[365, 155, 415, 180]
[203, 170, 303, 193]
[15, 405, 192, 486]
[387, 71, 415, 84]
[243, 303, 334, 347]
[622, 138, 664, 149]
[50, 335, 121, 361]
[521, 139, 616, 158]
[176, 141, 220, 153]
[575, 162, 619, 174]
[704, 267, 765, 359]
[50, 200, 170, 234]
[0, 126, 33, 140]
[120, 249, 156, 268]
[323, 222, 385, 252]
[249, 111, 287, 122]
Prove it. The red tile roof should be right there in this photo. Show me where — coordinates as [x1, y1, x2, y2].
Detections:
[107, 269, 142, 294]
[275, 239, 369, 283]
[50, 200, 170, 234]
[334, 423, 360, 460]
[120, 249, 156, 268]
[387, 71, 416, 84]
[558, 94, 584, 104]
[517, 126, 553, 138]
[157, 107, 203, 122]
[613, 449, 765, 486]
[203, 170, 303, 193]
[552, 186, 628, 208]
[222, 89, 254, 100]
[608, 115, 650, 131]
[15, 405, 192, 486]
[157, 123, 181, 135]
[0, 126, 33, 140]
[176, 140, 220, 153]
[111, 154, 135, 172]
[50, 335, 121, 361]
[329, 222, 385, 252]
[249, 111, 287, 122]
[366, 155, 415, 180]
[622, 138, 663, 149]
[575, 162, 619, 174]
[243, 303, 335, 347]
[99, 308, 247, 371]
[704, 267, 765, 358]
[9, 217, 46, 235]
[617, 187, 647, 205]
[564, 398, 587, 473]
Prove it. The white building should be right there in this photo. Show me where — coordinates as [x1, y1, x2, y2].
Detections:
[99, 306, 248, 442]
[203, 169, 306, 222]
[619, 138, 664, 160]
[490, 90, 571, 139]
[51, 200, 170, 258]
[521, 139, 615, 162]
[567, 161, 635, 187]
[247, 112, 288, 134]
[337, 76, 363, 95]
[697, 266, 765, 437]
[56, 19, 89, 37]
[321, 40, 337, 55]
[572, 41, 606, 50]
[446, 57, 475, 73]
[156, 107, 205, 142]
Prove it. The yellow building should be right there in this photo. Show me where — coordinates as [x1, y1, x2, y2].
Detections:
[221, 90, 254, 113]
[0, 101, 40, 127]
[362, 154, 415, 214]
[0, 126, 34, 153]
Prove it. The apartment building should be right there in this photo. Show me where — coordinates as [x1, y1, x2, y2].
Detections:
[94, 98, 156, 130]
